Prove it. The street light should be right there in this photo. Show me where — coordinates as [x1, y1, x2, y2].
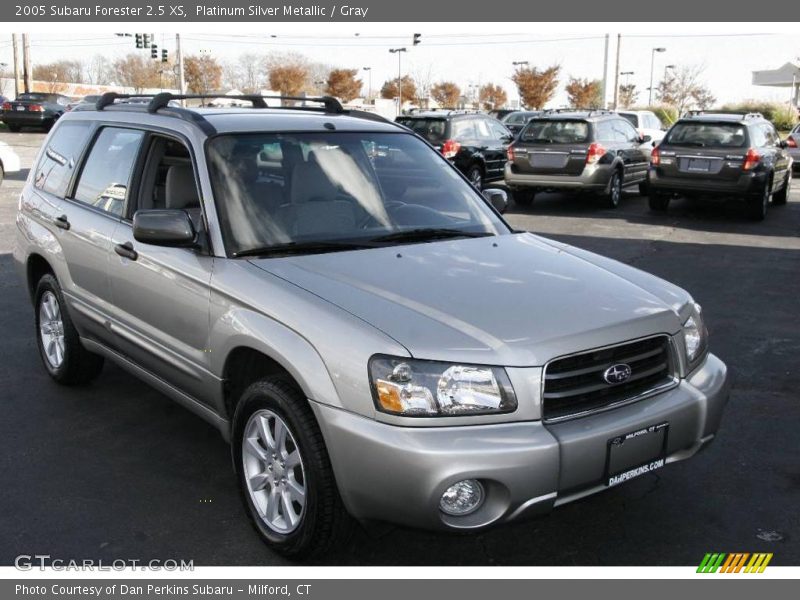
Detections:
[663, 64, 676, 82]
[389, 47, 407, 115]
[362, 67, 372, 101]
[648, 47, 666, 105]
[512, 61, 529, 68]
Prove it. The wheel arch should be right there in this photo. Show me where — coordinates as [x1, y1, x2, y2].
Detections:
[26, 253, 55, 302]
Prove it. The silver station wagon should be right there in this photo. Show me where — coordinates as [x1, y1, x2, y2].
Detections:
[14, 93, 729, 558]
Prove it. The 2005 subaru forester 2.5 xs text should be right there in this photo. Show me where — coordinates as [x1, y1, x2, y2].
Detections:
[14, 93, 730, 559]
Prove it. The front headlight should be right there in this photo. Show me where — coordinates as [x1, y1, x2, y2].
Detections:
[683, 303, 708, 368]
[369, 355, 517, 417]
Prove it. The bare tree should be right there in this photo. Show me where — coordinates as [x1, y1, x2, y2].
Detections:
[112, 54, 163, 93]
[656, 65, 716, 115]
[85, 55, 114, 86]
[512, 65, 560, 109]
[223, 53, 265, 92]
[32, 60, 85, 92]
[411, 63, 435, 107]
[618, 83, 639, 109]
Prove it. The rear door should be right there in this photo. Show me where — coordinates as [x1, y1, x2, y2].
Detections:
[760, 123, 791, 189]
[611, 118, 648, 183]
[481, 117, 512, 181]
[511, 118, 591, 176]
[659, 120, 749, 182]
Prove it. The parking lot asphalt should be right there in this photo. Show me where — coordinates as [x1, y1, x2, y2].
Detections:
[1, 130, 798, 566]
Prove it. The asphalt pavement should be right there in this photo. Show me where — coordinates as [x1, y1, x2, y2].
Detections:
[0, 130, 798, 566]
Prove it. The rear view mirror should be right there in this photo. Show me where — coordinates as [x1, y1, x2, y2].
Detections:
[482, 188, 508, 214]
[133, 209, 196, 247]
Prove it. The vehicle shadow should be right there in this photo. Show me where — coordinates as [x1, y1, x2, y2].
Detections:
[4, 168, 30, 182]
[506, 189, 800, 239]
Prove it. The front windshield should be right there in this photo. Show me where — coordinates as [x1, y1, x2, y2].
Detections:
[207, 132, 507, 256]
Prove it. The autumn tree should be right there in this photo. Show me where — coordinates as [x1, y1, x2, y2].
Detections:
[112, 54, 162, 93]
[380, 76, 417, 105]
[269, 65, 309, 100]
[512, 65, 560, 109]
[184, 54, 223, 96]
[325, 68, 362, 102]
[430, 81, 461, 108]
[479, 83, 508, 111]
[656, 65, 716, 114]
[32, 60, 84, 92]
[565, 77, 603, 108]
[618, 83, 639, 109]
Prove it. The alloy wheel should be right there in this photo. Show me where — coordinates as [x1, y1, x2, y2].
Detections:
[242, 409, 306, 534]
[39, 291, 65, 369]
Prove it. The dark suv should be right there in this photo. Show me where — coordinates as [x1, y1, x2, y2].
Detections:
[504, 109, 651, 208]
[647, 111, 793, 220]
[397, 111, 513, 187]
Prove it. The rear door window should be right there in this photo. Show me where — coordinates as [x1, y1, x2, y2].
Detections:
[595, 121, 615, 143]
[613, 119, 639, 143]
[451, 119, 477, 140]
[33, 120, 94, 197]
[620, 113, 639, 128]
[665, 122, 748, 148]
[73, 127, 145, 217]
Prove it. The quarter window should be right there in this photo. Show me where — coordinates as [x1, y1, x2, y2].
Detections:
[73, 127, 144, 217]
[33, 121, 93, 197]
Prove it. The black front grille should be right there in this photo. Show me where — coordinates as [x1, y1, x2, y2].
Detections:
[542, 336, 675, 421]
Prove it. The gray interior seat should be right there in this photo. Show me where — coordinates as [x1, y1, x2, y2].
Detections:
[165, 165, 203, 228]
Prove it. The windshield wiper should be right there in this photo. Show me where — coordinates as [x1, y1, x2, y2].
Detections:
[233, 240, 373, 258]
[369, 228, 494, 244]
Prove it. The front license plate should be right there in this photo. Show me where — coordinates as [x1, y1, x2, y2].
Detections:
[605, 422, 668, 487]
[687, 158, 710, 172]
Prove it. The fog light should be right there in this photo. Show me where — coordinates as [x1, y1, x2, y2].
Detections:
[439, 479, 484, 516]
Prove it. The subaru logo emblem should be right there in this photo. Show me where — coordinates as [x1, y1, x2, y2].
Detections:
[603, 363, 632, 385]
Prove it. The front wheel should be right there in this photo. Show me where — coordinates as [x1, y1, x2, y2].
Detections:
[34, 274, 104, 385]
[638, 181, 649, 196]
[7, 124, 21, 133]
[233, 378, 352, 559]
[512, 188, 536, 208]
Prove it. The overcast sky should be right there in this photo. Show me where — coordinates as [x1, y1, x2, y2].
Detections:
[2, 25, 798, 106]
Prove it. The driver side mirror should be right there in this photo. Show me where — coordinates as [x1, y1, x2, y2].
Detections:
[639, 134, 652, 144]
[779, 139, 789, 149]
[482, 188, 508, 214]
[133, 209, 197, 248]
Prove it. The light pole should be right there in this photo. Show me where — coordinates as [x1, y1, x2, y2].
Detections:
[389, 47, 407, 115]
[648, 47, 666, 106]
[362, 67, 372, 101]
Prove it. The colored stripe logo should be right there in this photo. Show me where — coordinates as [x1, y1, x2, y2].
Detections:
[697, 553, 773, 573]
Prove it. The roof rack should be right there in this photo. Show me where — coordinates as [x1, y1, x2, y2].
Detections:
[543, 107, 612, 116]
[684, 110, 763, 120]
[95, 92, 345, 114]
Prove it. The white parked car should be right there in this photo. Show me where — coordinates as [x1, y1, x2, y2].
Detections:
[617, 110, 666, 156]
[0, 140, 22, 187]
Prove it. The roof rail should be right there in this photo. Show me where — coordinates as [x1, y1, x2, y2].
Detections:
[684, 110, 763, 120]
[543, 107, 612, 116]
[96, 92, 345, 114]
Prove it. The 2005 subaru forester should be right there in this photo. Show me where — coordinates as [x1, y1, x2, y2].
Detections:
[14, 93, 729, 558]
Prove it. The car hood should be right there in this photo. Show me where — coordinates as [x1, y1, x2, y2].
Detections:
[249, 233, 690, 366]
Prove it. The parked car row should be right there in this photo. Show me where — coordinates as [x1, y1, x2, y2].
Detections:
[396, 108, 795, 221]
[1, 93, 106, 132]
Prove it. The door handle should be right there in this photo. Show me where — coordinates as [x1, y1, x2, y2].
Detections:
[54, 214, 70, 230]
[114, 241, 138, 261]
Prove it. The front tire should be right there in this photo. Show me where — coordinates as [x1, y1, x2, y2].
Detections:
[7, 124, 21, 133]
[649, 192, 670, 212]
[233, 378, 352, 559]
[465, 165, 483, 189]
[34, 274, 104, 385]
[512, 188, 536, 208]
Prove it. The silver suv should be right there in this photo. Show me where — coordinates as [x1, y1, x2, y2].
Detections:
[14, 93, 729, 559]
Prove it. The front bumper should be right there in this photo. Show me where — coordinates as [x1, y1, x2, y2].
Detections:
[504, 162, 611, 192]
[312, 352, 729, 531]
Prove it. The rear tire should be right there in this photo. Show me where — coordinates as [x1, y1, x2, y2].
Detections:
[746, 182, 770, 221]
[465, 165, 483, 189]
[34, 274, 104, 385]
[605, 170, 623, 208]
[772, 173, 791, 206]
[8, 124, 21, 133]
[648, 193, 670, 212]
[512, 188, 536, 208]
[233, 378, 352, 559]
[638, 181, 649, 196]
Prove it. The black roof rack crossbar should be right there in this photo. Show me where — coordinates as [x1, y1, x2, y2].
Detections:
[96, 92, 154, 110]
[147, 93, 345, 114]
